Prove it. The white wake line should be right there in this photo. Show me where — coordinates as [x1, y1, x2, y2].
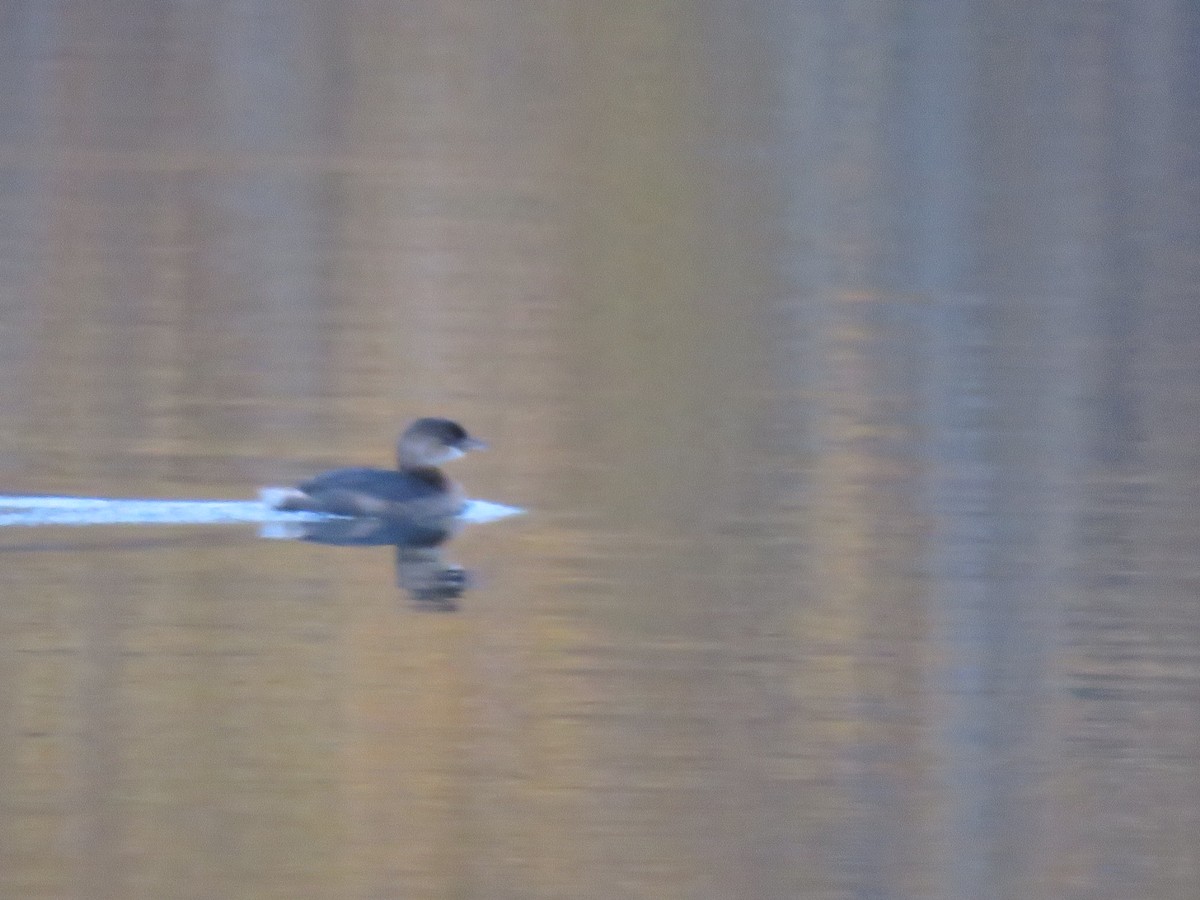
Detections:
[0, 494, 524, 527]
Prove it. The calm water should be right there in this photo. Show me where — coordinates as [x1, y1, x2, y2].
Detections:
[1, 3, 1198, 899]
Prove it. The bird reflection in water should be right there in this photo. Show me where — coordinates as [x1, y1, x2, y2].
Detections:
[275, 515, 473, 610]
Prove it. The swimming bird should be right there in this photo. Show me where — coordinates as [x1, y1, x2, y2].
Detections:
[269, 418, 485, 543]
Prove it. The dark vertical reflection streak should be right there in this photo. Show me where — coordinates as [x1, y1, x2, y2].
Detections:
[74, 568, 127, 900]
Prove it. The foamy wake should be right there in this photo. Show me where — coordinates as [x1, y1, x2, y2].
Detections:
[0, 493, 524, 529]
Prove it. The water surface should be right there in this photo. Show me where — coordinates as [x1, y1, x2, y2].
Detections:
[1, 3, 1198, 900]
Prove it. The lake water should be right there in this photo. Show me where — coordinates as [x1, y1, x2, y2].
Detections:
[1, 3, 1198, 899]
